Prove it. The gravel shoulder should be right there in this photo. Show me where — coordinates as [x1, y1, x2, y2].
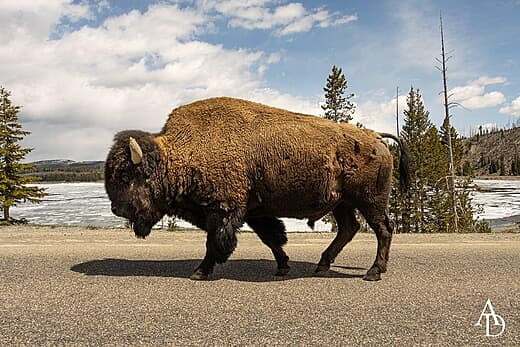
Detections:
[1, 226, 519, 345]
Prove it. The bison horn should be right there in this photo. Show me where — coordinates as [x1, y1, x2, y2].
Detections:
[129, 137, 143, 164]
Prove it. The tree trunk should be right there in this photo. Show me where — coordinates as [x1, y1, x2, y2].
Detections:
[3, 205, 9, 223]
[439, 15, 459, 232]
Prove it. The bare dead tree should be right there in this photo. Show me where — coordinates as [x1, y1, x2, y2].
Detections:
[435, 13, 459, 232]
[396, 86, 400, 136]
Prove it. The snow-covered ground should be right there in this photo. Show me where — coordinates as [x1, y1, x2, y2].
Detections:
[10, 180, 520, 230]
[472, 179, 520, 220]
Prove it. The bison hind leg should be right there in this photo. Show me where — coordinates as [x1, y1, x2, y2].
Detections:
[246, 216, 290, 276]
[316, 202, 360, 273]
[359, 207, 394, 281]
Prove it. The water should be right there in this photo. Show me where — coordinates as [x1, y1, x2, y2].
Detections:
[10, 183, 123, 228]
[9, 182, 331, 231]
[10, 180, 520, 230]
[472, 179, 520, 220]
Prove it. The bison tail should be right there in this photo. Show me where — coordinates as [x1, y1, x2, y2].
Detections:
[379, 133, 411, 192]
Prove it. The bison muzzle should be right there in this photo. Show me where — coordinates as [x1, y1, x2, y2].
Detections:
[105, 97, 410, 281]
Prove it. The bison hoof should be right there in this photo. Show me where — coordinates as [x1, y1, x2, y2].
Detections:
[363, 269, 381, 281]
[190, 270, 209, 281]
[275, 267, 290, 276]
[314, 264, 330, 273]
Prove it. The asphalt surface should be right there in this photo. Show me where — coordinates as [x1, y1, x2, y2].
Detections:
[1, 226, 519, 345]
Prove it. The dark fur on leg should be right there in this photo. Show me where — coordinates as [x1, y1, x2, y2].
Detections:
[360, 209, 393, 281]
[246, 216, 288, 246]
[213, 222, 238, 264]
[246, 216, 290, 274]
[191, 234, 217, 280]
[204, 210, 242, 264]
[316, 204, 360, 273]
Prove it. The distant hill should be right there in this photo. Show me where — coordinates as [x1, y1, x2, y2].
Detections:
[461, 127, 520, 176]
[26, 160, 104, 182]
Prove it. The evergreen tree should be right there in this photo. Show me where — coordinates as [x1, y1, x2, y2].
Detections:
[489, 160, 498, 174]
[499, 155, 506, 176]
[422, 127, 450, 231]
[321, 65, 355, 123]
[461, 161, 474, 176]
[390, 86, 489, 233]
[321, 65, 355, 231]
[0, 86, 45, 223]
[511, 149, 520, 176]
[397, 87, 434, 232]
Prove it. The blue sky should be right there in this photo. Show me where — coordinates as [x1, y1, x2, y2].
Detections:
[1, 0, 519, 161]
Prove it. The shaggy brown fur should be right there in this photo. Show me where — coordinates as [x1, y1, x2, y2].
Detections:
[105, 97, 410, 281]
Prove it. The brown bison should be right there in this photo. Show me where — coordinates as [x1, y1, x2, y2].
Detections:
[105, 97, 409, 281]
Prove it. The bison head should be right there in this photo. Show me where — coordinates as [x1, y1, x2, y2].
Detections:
[105, 130, 165, 238]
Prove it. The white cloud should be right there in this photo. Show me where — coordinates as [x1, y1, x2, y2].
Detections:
[246, 88, 321, 115]
[330, 14, 358, 26]
[0, 0, 91, 43]
[266, 52, 282, 64]
[472, 76, 507, 85]
[95, 0, 110, 13]
[499, 96, 520, 117]
[353, 95, 407, 134]
[277, 14, 315, 35]
[448, 76, 507, 110]
[1, 1, 444, 163]
[204, 0, 357, 35]
[1, 2, 302, 161]
[457, 91, 505, 109]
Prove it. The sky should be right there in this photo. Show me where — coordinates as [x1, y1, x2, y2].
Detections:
[1, 0, 519, 161]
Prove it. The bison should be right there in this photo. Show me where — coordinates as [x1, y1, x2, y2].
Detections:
[105, 97, 409, 281]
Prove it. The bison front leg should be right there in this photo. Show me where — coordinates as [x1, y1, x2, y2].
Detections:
[190, 211, 241, 281]
[190, 233, 219, 280]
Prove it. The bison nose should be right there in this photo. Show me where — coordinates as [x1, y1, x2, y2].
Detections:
[111, 205, 119, 215]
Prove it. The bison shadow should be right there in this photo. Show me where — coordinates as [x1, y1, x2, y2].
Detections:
[70, 258, 365, 282]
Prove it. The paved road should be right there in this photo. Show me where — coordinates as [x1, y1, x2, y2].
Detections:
[0, 227, 519, 345]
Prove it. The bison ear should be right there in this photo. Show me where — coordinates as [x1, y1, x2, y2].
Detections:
[129, 137, 143, 164]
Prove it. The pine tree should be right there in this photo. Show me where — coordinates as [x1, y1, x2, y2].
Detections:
[390, 87, 489, 233]
[321, 65, 355, 123]
[462, 161, 473, 176]
[0, 86, 46, 223]
[499, 155, 506, 176]
[424, 126, 451, 232]
[511, 148, 520, 176]
[398, 87, 434, 232]
[321, 65, 355, 231]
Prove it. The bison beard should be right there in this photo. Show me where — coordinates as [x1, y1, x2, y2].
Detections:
[131, 219, 153, 239]
[105, 97, 410, 281]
